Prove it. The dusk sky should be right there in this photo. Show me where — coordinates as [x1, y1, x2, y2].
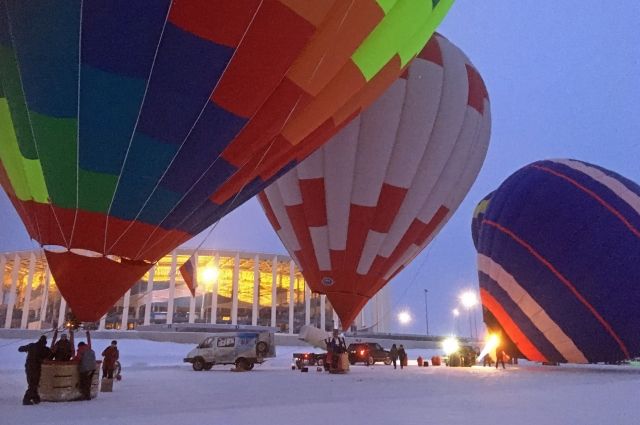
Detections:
[1, 1, 638, 336]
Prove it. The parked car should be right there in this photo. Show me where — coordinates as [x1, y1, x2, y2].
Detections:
[347, 342, 392, 366]
[183, 331, 275, 371]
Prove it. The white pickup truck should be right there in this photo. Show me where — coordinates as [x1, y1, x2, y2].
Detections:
[184, 331, 275, 371]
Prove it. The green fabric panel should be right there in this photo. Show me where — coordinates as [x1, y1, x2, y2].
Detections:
[0, 45, 37, 159]
[0, 98, 48, 202]
[375, 0, 400, 14]
[398, 0, 455, 66]
[77, 168, 117, 213]
[29, 111, 77, 208]
[0, 97, 30, 199]
[352, 0, 432, 81]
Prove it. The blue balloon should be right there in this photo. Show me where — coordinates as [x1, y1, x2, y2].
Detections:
[474, 159, 640, 364]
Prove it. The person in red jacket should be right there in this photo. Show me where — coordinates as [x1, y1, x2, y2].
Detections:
[102, 340, 119, 379]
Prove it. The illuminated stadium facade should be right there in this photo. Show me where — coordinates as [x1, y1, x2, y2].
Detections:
[0, 249, 391, 334]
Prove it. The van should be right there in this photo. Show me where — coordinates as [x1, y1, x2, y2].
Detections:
[183, 331, 275, 371]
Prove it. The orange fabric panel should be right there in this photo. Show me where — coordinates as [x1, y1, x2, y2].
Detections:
[331, 55, 403, 126]
[45, 250, 151, 322]
[282, 60, 366, 144]
[287, 0, 383, 96]
[277, 0, 336, 27]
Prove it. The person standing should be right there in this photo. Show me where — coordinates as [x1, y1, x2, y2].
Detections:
[398, 344, 407, 370]
[18, 335, 51, 405]
[101, 340, 119, 379]
[495, 349, 506, 370]
[389, 344, 399, 369]
[51, 334, 73, 361]
[75, 342, 96, 400]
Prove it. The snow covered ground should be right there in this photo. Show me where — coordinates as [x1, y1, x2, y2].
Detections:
[1, 337, 638, 425]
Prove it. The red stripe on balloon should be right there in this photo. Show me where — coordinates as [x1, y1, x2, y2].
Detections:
[299, 178, 327, 227]
[416, 34, 443, 66]
[257, 192, 281, 231]
[466, 64, 488, 114]
[371, 184, 408, 233]
[481, 287, 548, 362]
[483, 219, 631, 359]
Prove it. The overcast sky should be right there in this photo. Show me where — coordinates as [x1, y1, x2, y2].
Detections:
[1, 1, 639, 336]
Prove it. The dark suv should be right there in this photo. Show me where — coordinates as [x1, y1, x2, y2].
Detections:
[347, 343, 392, 366]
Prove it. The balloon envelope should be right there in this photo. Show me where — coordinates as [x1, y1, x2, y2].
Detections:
[0, 0, 454, 320]
[474, 159, 640, 363]
[259, 33, 491, 329]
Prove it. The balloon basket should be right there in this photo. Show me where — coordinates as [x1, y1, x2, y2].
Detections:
[39, 361, 101, 402]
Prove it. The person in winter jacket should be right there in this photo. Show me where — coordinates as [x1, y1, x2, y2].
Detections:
[495, 348, 506, 370]
[75, 342, 96, 400]
[389, 344, 399, 369]
[51, 334, 73, 361]
[18, 335, 51, 405]
[102, 340, 119, 379]
[398, 345, 407, 369]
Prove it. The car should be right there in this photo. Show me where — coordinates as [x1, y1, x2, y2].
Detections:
[183, 331, 276, 371]
[347, 342, 392, 366]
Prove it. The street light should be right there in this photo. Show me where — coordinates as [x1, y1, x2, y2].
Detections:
[459, 290, 479, 339]
[424, 289, 429, 336]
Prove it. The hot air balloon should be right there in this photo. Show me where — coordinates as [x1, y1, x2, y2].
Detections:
[0, 0, 454, 321]
[474, 159, 640, 363]
[259, 33, 491, 329]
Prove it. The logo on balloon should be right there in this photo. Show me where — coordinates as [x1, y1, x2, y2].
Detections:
[321, 277, 334, 287]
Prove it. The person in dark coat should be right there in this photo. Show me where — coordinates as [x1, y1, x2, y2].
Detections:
[495, 349, 506, 369]
[75, 342, 96, 400]
[483, 353, 493, 367]
[398, 345, 407, 370]
[389, 344, 399, 369]
[18, 335, 51, 405]
[51, 334, 73, 361]
[101, 340, 119, 379]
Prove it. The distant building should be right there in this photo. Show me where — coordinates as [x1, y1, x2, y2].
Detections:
[0, 248, 390, 333]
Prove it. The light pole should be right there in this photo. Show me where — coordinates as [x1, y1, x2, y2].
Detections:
[424, 289, 429, 336]
[460, 291, 479, 339]
[452, 308, 460, 335]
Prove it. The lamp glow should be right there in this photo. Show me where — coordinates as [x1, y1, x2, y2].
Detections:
[460, 291, 478, 309]
[202, 266, 219, 283]
[452, 308, 460, 317]
[442, 337, 460, 355]
[398, 311, 412, 325]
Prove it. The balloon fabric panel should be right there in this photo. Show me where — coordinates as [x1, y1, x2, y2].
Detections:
[475, 159, 640, 363]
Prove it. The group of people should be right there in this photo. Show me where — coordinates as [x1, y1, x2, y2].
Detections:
[482, 349, 509, 369]
[18, 334, 120, 405]
[389, 344, 407, 369]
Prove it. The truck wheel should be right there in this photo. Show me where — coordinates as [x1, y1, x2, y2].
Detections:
[367, 356, 375, 366]
[256, 341, 268, 355]
[384, 358, 392, 366]
[203, 363, 213, 371]
[246, 363, 254, 370]
[192, 357, 205, 371]
[235, 358, 249, 371]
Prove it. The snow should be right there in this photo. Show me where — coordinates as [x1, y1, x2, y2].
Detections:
[1, 338, 638, 425]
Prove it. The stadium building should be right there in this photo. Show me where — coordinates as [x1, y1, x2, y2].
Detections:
[0, 248, 391, 334]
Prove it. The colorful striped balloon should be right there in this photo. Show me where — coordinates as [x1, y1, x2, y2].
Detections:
[0, 0, 454, 321]
[259, 33, 491, 329]
[474, 159, 640, 363]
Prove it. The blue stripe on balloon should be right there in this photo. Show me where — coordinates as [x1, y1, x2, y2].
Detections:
[134, 23, 234, 146]
[78, 65, 146, 174]
[182, 160, 298, 235]
[109, 133, 177, 221]
[81, 0, 170, 78]
[479, 270, 567, 363]
[538, 160, 640, 231]
[160, 158, 237, 230]
[159, 101, 247, 194]
[7, 0, 80, 117]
